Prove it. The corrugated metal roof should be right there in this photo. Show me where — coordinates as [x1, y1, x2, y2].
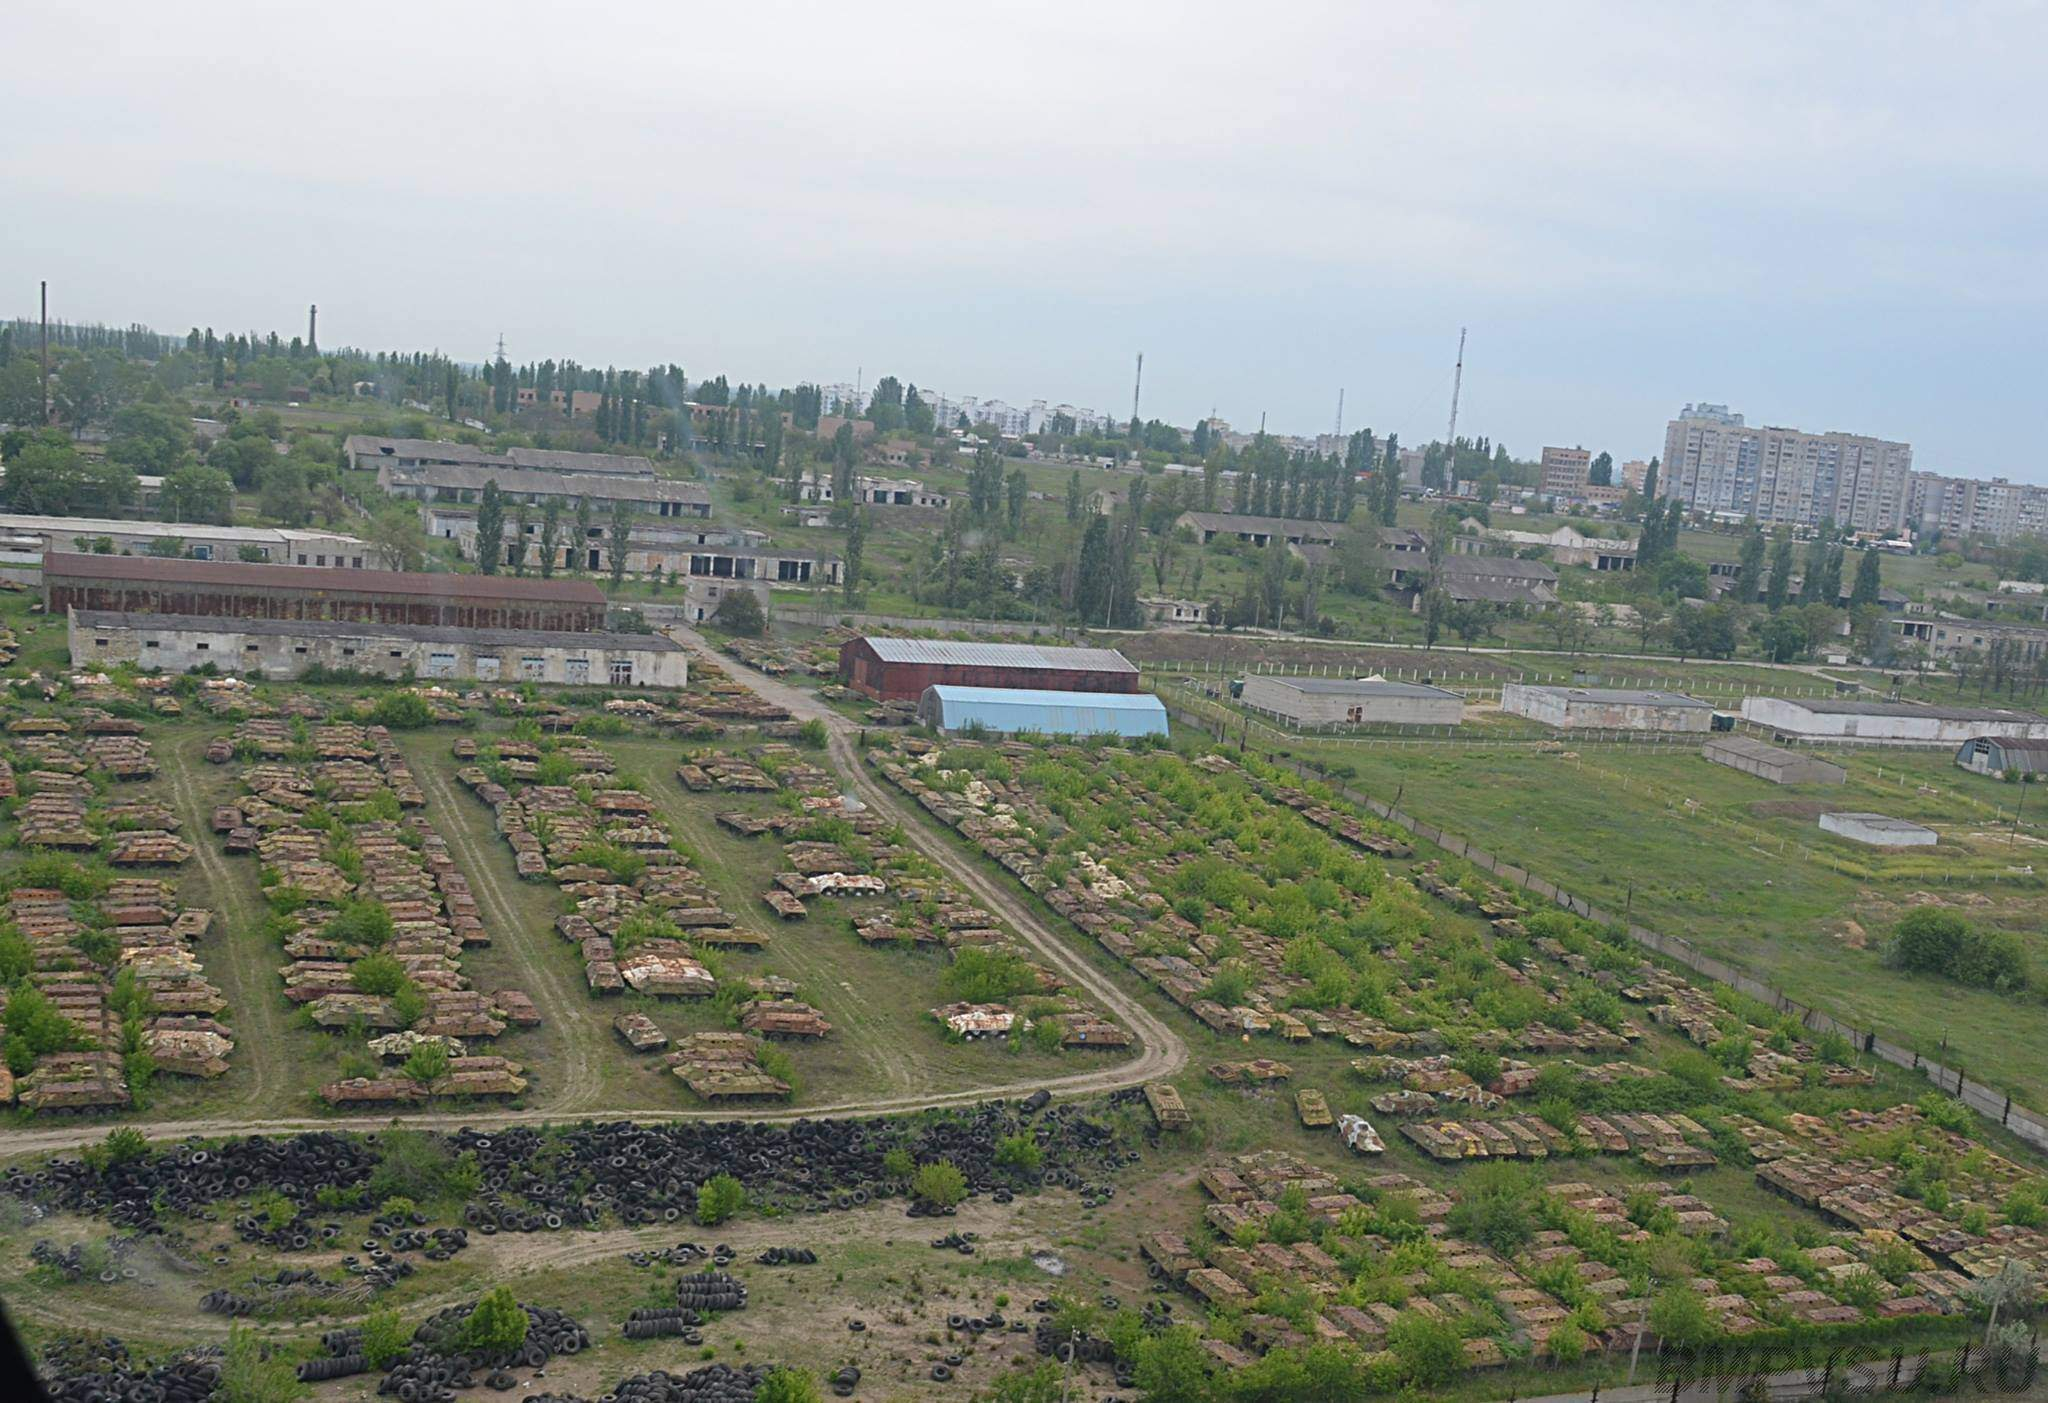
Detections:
[44, 552, 606, 603]
[1254, 676, 1463, 700]
[73, 611, 679, 651]
[919, 685, 1167, 738]
[1774, 697, 2046, 723]
[863, 637, 1137, 673]
[1521, 685, 1709, 708]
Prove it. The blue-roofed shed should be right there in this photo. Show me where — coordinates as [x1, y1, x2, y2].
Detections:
[917, 685, 1169, 738]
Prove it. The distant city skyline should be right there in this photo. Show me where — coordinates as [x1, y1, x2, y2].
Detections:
[5, 4, 2044, 486]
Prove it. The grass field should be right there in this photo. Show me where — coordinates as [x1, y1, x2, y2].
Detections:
[1254, 734, 2048, 1108]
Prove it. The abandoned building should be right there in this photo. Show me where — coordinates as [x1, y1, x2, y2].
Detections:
[1175, 511, 1343, 548]
[43, 553, 610, 632]
[343, 435, 657, 478]
[1954, 736, 2048, 778]
[1702, 734, 1846, 785]
[376, 460, 710, 518]
[1239, 675, 1465, 729]
[0, 515, 370, 567]
[1502, 684, 1713, 732]
[1741, 696, 2048, 746]
[69, 611, 688, 687]
[424, 508, 841, 584]
[839, 636, 1141, 702]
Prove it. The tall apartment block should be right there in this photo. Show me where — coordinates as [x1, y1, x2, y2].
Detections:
[1908, 473, 2048, 542]
[1539, 446, 1591, 498]
[1660, 403, 1912, 534]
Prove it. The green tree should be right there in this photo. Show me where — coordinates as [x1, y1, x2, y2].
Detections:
[843, 505, 867, 602]
[475, 480, 505, 574]
[158, 465, 232, 523]
[350, 952, 409, 997]
[714, 587, 767, 638]
[509, 501, 531, 575]
[401, 1040, 451, 1088]
[1388, 1311, 1465, 1388]
[1735, 524, 1766, 602]
[359, 1307, 412, 1369]
[1588, 450, 1613, 486]
[538, 497, 562, 578]
[573, 495, 594, 573]
[696, 1172, 747, 1225]
[605, 500, 633, 589]
[1648, 1281, 1718, 1349]
[1850, 547, 1882, 607]
[994, 1133, 1042, 1174]
[457, 1286, 529, 1354]
[105, 400, 192, 474]
[910, 1160, 967, 1209]
[1006, 468, 1028, 536]
[1132, 1325, 1212, 1402]
[1065, 470, 1083, 522]
[1765, 533, 1794, 611]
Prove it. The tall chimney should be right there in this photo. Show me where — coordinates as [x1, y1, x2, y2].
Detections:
[39, 280, 49, 424]
[308, 303, 318, 351]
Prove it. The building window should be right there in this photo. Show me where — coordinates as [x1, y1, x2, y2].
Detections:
[476, 656, 501, 681]
[388, 650, 402, 658]
[94, 638, 107, 647]
[195, 642, 209, 651]
[342, 647, 356, 657]
[353, 557, 364, 568]
[609, 658, 634, 686]
[566, 657, 590, 683]
[316, 555, 327, 566]
[144, 640, 159, 649]
[294, 646, 307, 654]
[426, 651, 456, 678]
[521, 655, 546, 680]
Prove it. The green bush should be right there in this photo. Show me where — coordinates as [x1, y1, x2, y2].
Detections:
[218, 1324, 307, 1403]
[324, 900, 394, 949]
[350, 953, 408, 997]
[457, 1287, 529, 1354]
[366, 692, 434, 729]
[911, 1160, 967, 1209]
[940, 947, 1038, 1004]
[994, 1133, 1043, 1174]
[359, 1307, 411, 1368]
[1885, 909, 2028, 992]
[697, 1173, 747, 1226]
[752, 1367, 821, 1403]
[881, 1147, 914, 1179]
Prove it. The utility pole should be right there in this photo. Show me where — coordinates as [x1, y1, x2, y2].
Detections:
[1444, 327, 1467, 481]
[39, 280, 50, 425]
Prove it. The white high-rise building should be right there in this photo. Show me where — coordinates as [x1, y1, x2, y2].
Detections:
[1661, 403, 1912, 533]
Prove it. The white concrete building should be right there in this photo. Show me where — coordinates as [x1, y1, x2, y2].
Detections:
[1241, 676, 1465, 729]
[1741, 696, 2048, 746]
[1819, 812, 1937, 847]
[70, 610, 688, 688]
[1502, 685, 1712, 732]
[0, 514, 369, 567]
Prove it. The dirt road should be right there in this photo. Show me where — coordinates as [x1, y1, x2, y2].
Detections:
[1, 643, 1185, 1160]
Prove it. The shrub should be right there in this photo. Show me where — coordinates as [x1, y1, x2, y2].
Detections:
[795, 719, 828, 750]
[940, 947, 1037, 1004]
[881, 1147, 914, 1179]
[911, 1160, 967, 1209]
[1885, 909, 2028, 991]
[1388, 1311, 1465, 1388]
[1548, 1319, 1587, 1365]
[324, 900, 394, 949]
[1446, 1163, 1538, 1255]
[994, 1134, 1043, 1175]
[697, 1173, 747, 1226]
[752, 1367, 821, 1403]
[350, 953, 408, 997]
[3, 981, 86, 1076]
[83, 1126, 150, 1172]
[402, 1041, 451, 1086]
[218, 1325, 307, 1403]
[457, 1287, 529, 1354]
[367, 692, 434, 729]
[360, 1307, 411, 1368]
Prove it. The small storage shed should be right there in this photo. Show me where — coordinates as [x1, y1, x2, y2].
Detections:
[1239, 675, 1464, 729]
[1702, 735, 1846, 785]
[916, 685, 1168, 739]
[1955, 736, 2048, 779]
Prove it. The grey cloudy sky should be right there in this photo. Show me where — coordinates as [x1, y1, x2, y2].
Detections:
[5, 1, 2045, 478]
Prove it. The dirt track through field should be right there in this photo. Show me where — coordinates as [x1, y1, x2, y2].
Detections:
[1, 646, 1186, 1159]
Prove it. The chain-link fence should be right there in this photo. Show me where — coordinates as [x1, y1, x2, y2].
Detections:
[1645, 1330, 2040, 1401]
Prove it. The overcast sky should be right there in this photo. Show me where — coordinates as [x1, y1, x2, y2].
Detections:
[5, 1, 2045, 478]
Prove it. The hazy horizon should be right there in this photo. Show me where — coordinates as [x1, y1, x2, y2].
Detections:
[5, 1, 2044, 482]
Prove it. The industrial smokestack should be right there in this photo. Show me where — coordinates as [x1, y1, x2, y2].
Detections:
[308, 303, 318, 351]
[39, 280, 49, 424]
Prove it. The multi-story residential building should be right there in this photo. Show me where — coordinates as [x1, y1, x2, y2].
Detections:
[1620, 459, 1651, 492]
[1660, 404, 1912, 533]
[1540, 447, 1591, 499]
[1908, 473, 2048, 542]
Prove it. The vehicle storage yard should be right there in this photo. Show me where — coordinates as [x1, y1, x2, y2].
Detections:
[4, 601, 2046, 1401]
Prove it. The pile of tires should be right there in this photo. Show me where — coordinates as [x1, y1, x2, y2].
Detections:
[296, 1353, 369, 1382]
[36, 1339, 223, 1403]
[755, 1246, 816, 1265]
[29, 1237, 134, 1283]
[929, 1232, 978, 1254]
[672, 1270, 747, 1313]
[522, 1362, 774, 1403]
[625, 1241, 705, 1268]
[620, 1308, 703, 1342]
[3, 1131, 376, 1232]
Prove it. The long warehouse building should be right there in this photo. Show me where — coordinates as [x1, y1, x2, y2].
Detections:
[43, 553, 609, 632]
[916, 685, 1168, 738]
[839, 636, 1140, 702]
[1742, 696, 2048, 746]
[69, 611, 687, 687]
